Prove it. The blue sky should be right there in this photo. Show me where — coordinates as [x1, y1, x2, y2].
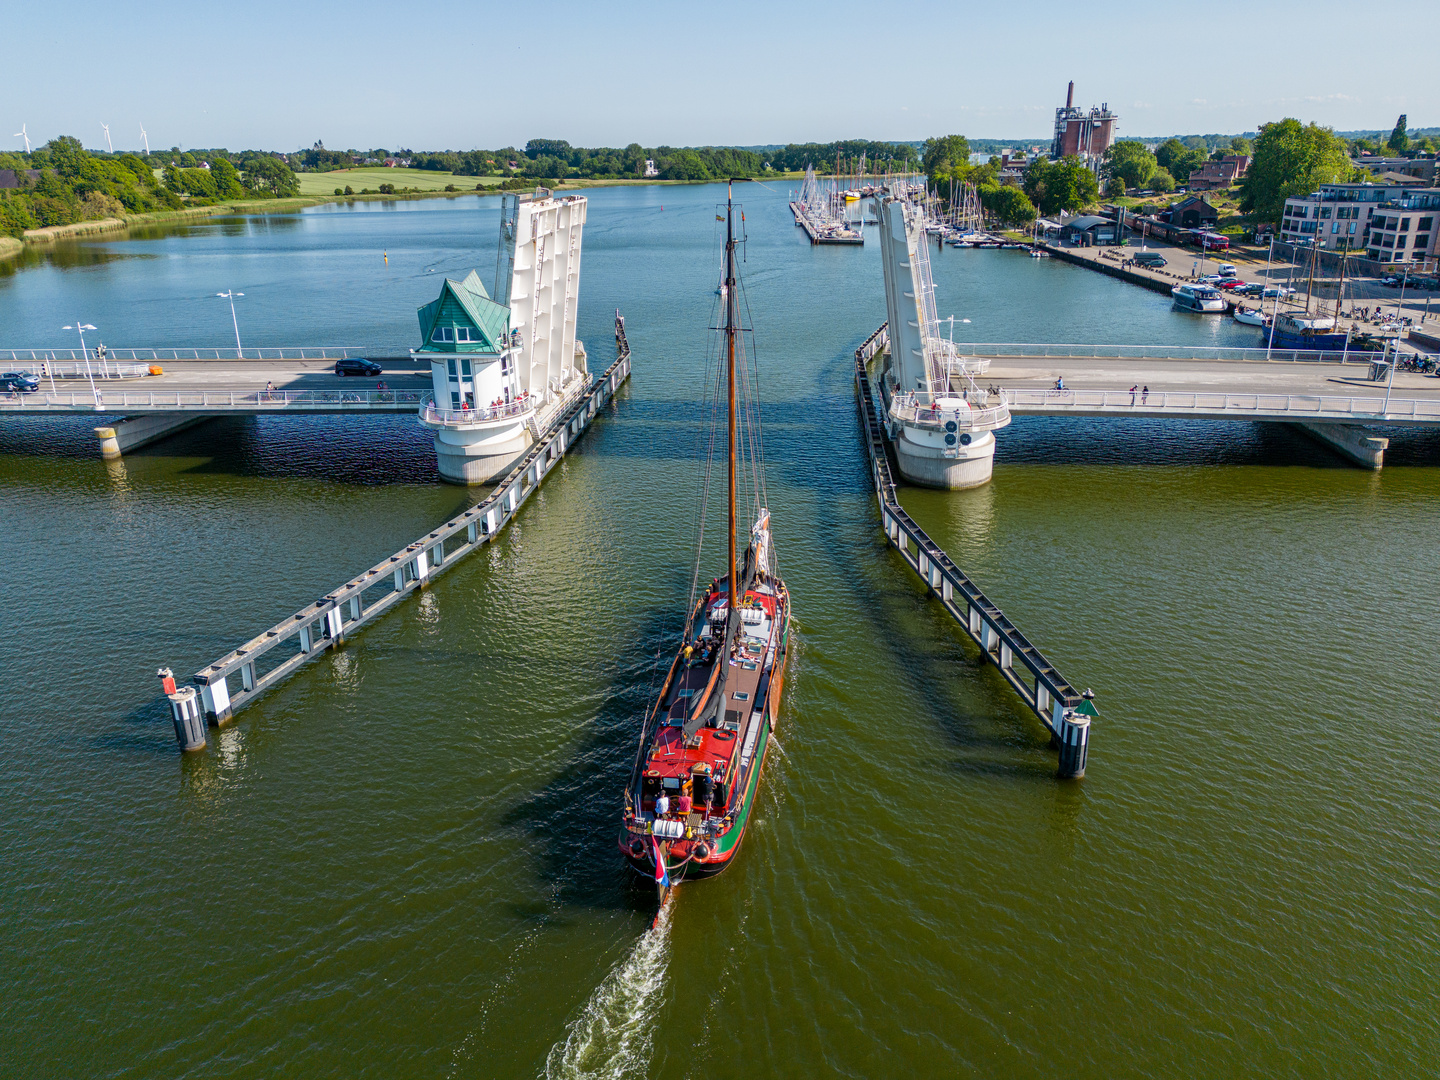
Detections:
[7, 0, 1437, 153]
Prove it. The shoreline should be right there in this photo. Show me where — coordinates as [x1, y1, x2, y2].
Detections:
[2, 174, 807, 261]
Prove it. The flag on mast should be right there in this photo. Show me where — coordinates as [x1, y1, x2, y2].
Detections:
[652, 835, 671, 895]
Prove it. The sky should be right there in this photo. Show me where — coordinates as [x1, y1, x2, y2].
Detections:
[6, 0, 1438, 154]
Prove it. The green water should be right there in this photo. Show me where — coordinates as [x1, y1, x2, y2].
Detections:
[2, 186, 1438, 1078]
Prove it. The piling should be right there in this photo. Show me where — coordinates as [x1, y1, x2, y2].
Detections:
[159, 668, 205, 751]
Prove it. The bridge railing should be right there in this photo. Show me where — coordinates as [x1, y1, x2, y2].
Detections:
[0, 388, 426, 411]
[962, 342, 1387, 365]
[1003, 387, 1440, 420]
[419, 395, 537, 426]
[889, 397, 1012, 431]
[0, 346, 377, 363]
[8, 361, 153, 380]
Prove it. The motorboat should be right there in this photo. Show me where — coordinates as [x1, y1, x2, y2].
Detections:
[1233, 307, 1268, 327]
[1172, 283, 1227, 314]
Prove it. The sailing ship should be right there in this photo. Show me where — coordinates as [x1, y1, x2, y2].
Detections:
[619, 185, 790, 900]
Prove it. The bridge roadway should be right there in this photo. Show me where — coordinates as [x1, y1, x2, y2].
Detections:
[0, 356, 433, 414]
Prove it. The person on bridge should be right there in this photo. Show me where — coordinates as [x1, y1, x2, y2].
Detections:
[1142, 385, 1150, 404]
[1055, 376, 1065, 391]
[1129, 385, 1138, 405]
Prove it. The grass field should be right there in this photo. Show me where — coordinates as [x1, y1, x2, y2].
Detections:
[295, 168, 501, 196]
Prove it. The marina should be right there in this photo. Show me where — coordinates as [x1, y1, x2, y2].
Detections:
[3, 183, 1439, 1078]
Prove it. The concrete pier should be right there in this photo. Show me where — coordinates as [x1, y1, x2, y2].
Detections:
[95, 415, 213, 460]
[1295, 422, 1389, 468]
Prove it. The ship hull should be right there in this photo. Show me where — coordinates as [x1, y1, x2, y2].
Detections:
[620, 593, 788, 885]
[1268, 329, 1350, 351]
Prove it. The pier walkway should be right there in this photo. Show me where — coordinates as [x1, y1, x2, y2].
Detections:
[853, 325, 1094, 779]
[178, 317, 633, 732]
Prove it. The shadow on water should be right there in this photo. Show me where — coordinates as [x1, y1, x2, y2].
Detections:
[801, 358, 1058, 782]
[500, 602, 690, 917]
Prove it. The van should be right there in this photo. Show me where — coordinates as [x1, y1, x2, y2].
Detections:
[1134, 252, 1167, 267]
[1217, 263, 1237, 277]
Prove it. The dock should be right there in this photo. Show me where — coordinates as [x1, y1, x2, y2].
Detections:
[789, 201, 864, 245]
[852, 324, 1095, 778]
[181, 315, 633, 729]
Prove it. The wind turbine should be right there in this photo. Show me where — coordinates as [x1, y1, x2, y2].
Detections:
[139, 123, 150, 155]
[101, 122, 113, 153]
[14, 124, 30, 153]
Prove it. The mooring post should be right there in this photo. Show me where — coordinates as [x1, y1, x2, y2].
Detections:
[159, 668, 205, 751]
[324, 607, 342, 641]
[1053, 695, 1093, 779]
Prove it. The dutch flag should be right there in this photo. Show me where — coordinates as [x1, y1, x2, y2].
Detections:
[652, 835, 671, 891]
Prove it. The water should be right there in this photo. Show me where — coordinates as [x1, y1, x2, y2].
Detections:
[2, 187, 1439, 1079]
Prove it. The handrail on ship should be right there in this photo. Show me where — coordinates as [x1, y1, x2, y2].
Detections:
[854, 322, 1093, 779]
[888, 396, 1012, 430]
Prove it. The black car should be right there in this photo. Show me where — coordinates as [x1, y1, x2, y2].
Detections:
[334, 359, 383, 377]
[0, 371, 39, 393]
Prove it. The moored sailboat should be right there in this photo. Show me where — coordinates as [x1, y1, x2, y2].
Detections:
[619, 185, 790, 899]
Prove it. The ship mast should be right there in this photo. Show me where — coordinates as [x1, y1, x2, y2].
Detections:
[725, 181, 738, 608]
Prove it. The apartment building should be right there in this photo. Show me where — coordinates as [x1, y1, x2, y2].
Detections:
[1365, 189, 1439, 266]
[1279, 183, 1400, 250]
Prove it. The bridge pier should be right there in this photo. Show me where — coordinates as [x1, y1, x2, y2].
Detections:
[1294, 422, 1388, 469]
[95, 414, 213, 461]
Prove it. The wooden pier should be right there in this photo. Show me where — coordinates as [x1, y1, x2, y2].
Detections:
[187, 315, 633, 726]
[853, 324, 1095, 778]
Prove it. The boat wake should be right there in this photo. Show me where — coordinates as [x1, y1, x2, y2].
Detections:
[544, 903, 672, 1080]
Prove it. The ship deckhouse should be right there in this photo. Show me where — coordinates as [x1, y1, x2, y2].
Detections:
[415, 270, 515, 411]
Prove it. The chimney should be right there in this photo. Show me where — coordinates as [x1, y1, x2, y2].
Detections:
[1066, 81, 1074, 109]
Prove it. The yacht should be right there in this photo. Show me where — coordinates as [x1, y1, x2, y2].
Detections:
[1172, 283, 1227, 314]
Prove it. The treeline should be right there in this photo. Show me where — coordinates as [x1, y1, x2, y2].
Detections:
[289, 138, 920, 178]
[0, 138, 301, 237]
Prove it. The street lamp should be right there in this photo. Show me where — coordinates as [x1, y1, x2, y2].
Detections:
[61, 322, 100, 404]
[217, 290, 245, 358]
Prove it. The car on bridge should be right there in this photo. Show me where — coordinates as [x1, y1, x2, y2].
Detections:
[334, 359, 383, 377]
[0, 371, 39, 393]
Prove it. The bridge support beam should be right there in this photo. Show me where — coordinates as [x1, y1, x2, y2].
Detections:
[95, 414, 213, 461]
[1294, 422, 1388, 469]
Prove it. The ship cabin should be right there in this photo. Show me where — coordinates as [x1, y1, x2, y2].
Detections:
[415, 270, 521, 415]
[639, 579, 782, 828]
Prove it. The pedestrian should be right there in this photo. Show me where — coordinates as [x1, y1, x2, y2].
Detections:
[1141, 385, 1149, 404]
[1129, 384, 1137, 405]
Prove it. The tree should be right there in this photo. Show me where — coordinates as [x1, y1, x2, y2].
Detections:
[210, 158, 245, 199]
[1168, 147, 1208, 182]
[1154, 139, 1186, 172]
[658, 149, 710, 181]
[1239, 118, 1351, 223]
[1229, 136, 1253, 156]
[1022, 156, 1098, 215]
[979, 185, 1035, 226]
[1150, 167, 1175, 193]
[1388, 114, 1409, 154]
[1104, 140, 1156, 190]
[240, 154, 300, 197]
[923, 134, 970, 186]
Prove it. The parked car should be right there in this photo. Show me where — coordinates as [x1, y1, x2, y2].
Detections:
[1198, 274, 1224, 284]
[1236, 283, 1265, 296]
[1217, 263, 1238, 277]
[1217, 279, 1247, 291]
[334, 359, 383, 377]
[1262, 286, 1295, 298]
[0, 371, 39, 393]
[1134, 252, 1167, 267]
[1379, 276, 1400, 287]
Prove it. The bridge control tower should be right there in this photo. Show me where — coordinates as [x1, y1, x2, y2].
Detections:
[416, 189, 589, 483]
[873, 190, 1010, 488]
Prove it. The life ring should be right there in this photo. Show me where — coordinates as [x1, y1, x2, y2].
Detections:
[693, 842, 711, 861]
[629, 838, 644, 857]
[713, 730, 735, 741]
